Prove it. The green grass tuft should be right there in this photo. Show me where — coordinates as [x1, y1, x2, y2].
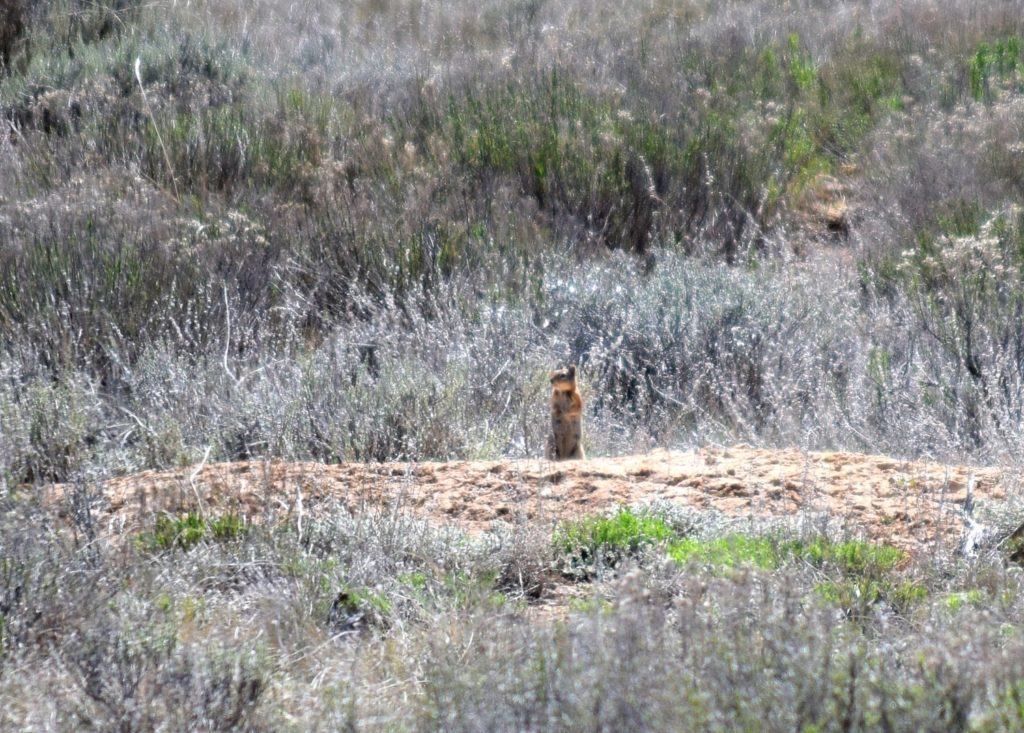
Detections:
[208, 513, 245, 542]
[137, 512, 246, 552]
[667, 534, 781, 569]
[667, 534, 905, 575]
[795, 537, 906, 574]
[555, 508, 674, 575]
[944, 589, 986, 613]
[970, 35, 1023, 102]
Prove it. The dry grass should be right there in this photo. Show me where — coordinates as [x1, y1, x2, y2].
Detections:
[6, 0, 1024, 727]
[5, 489, 1024, 730]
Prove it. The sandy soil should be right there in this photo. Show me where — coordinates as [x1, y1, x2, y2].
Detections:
[50, 447, 1016, 555]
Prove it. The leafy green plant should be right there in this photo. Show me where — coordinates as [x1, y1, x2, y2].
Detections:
[138, 513, 246, 552]
[970, 36, 1022, 102]
[786, 34, 817, 93]
[145, 513, 206, 551]
[800, 539, 918, 616]
[666, 534, 905, 574]
[944, 589, 985, 613]
[555, 508, 674, 575]
[666, 532, 921, 615]
[796, 537, 906, 575]
[667, 534, 781, 569]
[327, 586, 394, 630]
[815, 578, 926, 617]
[208, 513, 245, 542]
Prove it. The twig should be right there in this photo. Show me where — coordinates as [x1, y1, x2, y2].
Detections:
[295, 480, 304, 543]
[189, 445, 212, 517]
[222, 284, 239, 387]
[134, 57, 179, 201]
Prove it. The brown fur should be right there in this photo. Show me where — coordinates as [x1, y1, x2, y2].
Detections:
[546, 365, 585, 460]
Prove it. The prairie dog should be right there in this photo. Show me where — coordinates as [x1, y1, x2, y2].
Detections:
[546, 366, 585, 460]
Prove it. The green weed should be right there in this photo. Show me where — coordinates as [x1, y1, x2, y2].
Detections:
[815, 578, 926, 617]
[796, 537, 906, 575]
[330, 587, 393, 619]
[970, 36, 1023, 101]
[667, 534, 781, 569]
[556, 508, 674, 574]
[667, 534, 905, 575]
[137, 512, 246, 552]
[944, 589, 985, 613]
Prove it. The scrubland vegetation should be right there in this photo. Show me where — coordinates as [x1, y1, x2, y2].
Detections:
[10, 496, 1024, 730]
[6, 0, 1024, 729]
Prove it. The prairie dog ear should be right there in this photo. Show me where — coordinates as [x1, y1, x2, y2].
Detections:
[567, 365, 576, 379]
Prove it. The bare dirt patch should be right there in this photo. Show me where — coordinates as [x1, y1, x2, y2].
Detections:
[49, 447, 1013, 555]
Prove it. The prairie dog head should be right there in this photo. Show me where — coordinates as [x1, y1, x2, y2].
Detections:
[549, 365, 577, 393]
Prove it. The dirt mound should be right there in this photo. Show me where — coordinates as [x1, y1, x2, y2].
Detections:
[53, 447, 1015, 554]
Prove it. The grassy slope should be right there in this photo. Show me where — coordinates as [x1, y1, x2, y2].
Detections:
[4, 0, 1024, 484]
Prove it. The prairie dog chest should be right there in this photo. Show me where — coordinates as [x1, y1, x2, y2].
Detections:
[546, 365, 585, 460]
[551, 389, 581, 417]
